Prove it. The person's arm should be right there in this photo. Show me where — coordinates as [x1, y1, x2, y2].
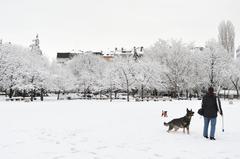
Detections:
[202, 96, 205, 109]
[217, 97, 223, 115]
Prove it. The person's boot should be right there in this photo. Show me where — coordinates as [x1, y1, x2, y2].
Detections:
[210, 137, 216, 140]
[204, 136, 208, 139]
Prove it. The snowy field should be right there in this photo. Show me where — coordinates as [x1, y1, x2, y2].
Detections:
[0, 99, 239, 159]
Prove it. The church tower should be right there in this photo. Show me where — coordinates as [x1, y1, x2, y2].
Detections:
[30, 34, 42, 55]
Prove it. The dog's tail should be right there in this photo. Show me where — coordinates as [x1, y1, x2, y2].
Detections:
[164, 122, 169, 126]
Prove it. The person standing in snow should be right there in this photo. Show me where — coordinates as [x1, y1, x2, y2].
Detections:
[201, 87, 223, 140]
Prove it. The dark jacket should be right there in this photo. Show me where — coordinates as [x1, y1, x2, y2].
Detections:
[201, 93, 223, 118]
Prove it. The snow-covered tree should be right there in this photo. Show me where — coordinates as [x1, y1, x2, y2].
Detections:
[218, 20, 235, 57]
[187, 49, 206, 97]
[202, 39, 232, 90]
[67, 54, 107, 96]
[111, 56, 137, 101]
[145, 39, 170, 65]
[133, 55, 166, 99]
[164, 40, 193, 97]
[228, 60, 240, 98]
[0, 43, 51, 100]
[50, 61, 76, 90]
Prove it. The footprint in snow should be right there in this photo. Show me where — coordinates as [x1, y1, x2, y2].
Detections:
[16, 140, 24, 144]
[79, 137, 88, 142]
[96, 146, 108, 150]
[116, 143, 127, 148]
[52, 155, 65, 159]
[181, 150, 189, 153]
[56, 141, 60, 144]
[1, 145, 9, 148]
[89, 151, 97, 155]
[70, 147, 80, 153]
[138, 147, 151, 152]
[154, 153, 163, 157]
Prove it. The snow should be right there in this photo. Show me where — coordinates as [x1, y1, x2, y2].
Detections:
[0, 99, 239, 159]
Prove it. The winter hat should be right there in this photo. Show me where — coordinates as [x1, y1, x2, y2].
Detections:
[208, 87, 214, 95]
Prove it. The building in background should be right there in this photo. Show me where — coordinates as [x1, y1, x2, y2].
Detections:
[190, 46, 204, 53]
[29, 34, 42, 55]
[101, 46, 144, 61]
[56, 50, 84, 64]
[56, 46, 144, 63]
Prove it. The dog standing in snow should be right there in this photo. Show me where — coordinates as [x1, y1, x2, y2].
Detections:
[164, 108, 194, 134]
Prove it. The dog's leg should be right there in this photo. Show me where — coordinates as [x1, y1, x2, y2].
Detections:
[187, 127, 190, 134]
[174, 127, 179, 131]
[183, 128, 185, 133]
[167, 125, 173, 132]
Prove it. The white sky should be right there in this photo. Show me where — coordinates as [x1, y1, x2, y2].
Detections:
[0, 0, 239, 60]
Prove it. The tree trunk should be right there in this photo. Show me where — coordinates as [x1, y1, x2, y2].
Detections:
[84, 89, 86, 99]
[33, 89, 36, 100]
[23, 89, 26, 99]
[30, 89, 34, 101]
[57, 90, 60, 100]
[40, 88, 44, 101]
[120, 67, 131, 102]
[141, 84, 144, 101]
[5, 90, 7, 97]
[230, 77, 239, 99]
[126, 76, 130, 102]
[9, 88, 13, 98]
[237, 90, 239, 99]
[223, 89, 226, 100]
[210, 55, 214, 87]
[127, 88, 129, 102]
[110, 89, 112, 102]
[100, 90, 102, 99]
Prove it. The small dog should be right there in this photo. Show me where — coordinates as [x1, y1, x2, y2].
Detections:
[164, 108, 194, 134]
[161, 110, 168, 117]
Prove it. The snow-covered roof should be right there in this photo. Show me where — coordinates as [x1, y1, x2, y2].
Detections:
[57, 52, 78, 59]
[219, 90, 238, 95]
[70, 50, 84, 54]
[56, 47, 144, 62]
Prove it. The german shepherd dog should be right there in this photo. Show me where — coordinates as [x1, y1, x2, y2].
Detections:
[164, 109, 194, 134]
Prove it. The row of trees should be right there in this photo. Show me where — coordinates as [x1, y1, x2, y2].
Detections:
[0, 20, 239, 101]
[0, 43, 75, 100]
[2, 39, 237, 100]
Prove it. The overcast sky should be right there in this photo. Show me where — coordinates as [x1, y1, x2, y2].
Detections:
[0, 0, 239, 60]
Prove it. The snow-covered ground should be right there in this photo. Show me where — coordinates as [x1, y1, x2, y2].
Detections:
[0, 99, 239, 159]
